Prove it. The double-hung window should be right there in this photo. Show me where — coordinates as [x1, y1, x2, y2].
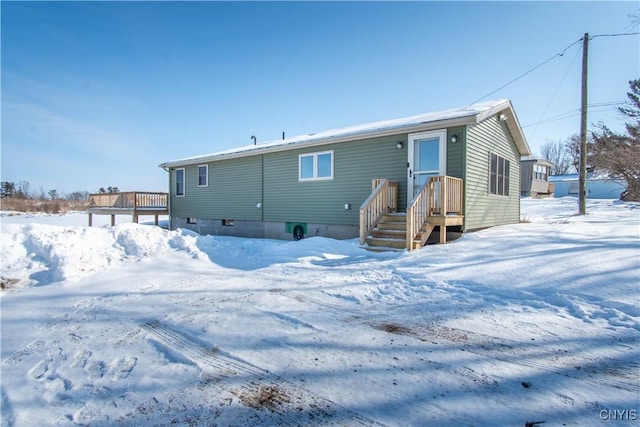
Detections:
[533, 164, 547, 181]
[299, 151, 334, 181]
[175, 168, 185, 196]
[489, 153, 510, 196]
[198, 165, 208, 187]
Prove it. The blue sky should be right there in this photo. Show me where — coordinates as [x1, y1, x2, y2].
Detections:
[2, 1, 638, 195]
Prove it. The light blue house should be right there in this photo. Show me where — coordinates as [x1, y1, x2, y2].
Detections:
[550, 174, 626, 199]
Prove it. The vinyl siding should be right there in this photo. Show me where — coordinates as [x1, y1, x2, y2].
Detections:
[169, 156, 263, 220]
[521, 160, 551, 195]
[464, 116, 521, 230]
[446, 126, 465, 179]
[520, 160, 534, 194]
[263, 134, 408, 225]
[169, 127, 466, 228]
[531, 179, 550, 194]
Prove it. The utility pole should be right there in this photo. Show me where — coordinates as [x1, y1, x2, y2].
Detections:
[579, 32, 589, 215]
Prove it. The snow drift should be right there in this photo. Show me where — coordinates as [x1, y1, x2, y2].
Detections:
[1, 223, 210, 287]
[1, 198, 638, 426]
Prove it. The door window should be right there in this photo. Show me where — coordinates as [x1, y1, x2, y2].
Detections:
[408, 130, 446, 198]
[414, 137, 441, 191]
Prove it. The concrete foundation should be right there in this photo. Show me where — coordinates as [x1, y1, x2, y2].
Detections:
[171, 217, 359, 241]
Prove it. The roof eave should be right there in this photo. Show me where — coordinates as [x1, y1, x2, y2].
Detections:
[159, 115, 478, 168]
[504, 102, 531, 157]
[159, 100, 532, 168]
[474, 100, 531, 157]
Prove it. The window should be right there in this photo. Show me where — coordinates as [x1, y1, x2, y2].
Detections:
[533, 164, 547, 181]
[198, 165, 208, 187]
[568, 183, 579, 195]
[299, 151, 334, 181]
[187, 217, 197, 224]
[489, 153, 510, 196]
[175, 168, 185, 196]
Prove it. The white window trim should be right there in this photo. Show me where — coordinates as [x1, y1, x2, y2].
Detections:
[198, 164, 208, 187]
[488, 152, 510, 197]
[175, 168, 185, 197]
[407, 130, 447, 197]
[533, 164, 547, 181]
[298, 150, 334, 181]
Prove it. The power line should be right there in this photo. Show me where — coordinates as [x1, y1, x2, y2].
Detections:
[591, 32, 640, 39]
[522, 108, 614, 128]
[529, 44, 582, 140]
[522, 102, 624, 129]
[522, 102, 625, 128]
[471, 32, 638, 106]
[587, 101, 626, 108]
[471, 38, 583, 104]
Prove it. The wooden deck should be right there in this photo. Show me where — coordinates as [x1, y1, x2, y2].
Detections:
[87, 192, 168, 226]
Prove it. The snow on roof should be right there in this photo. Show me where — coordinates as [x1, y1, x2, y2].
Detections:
[160, 99, 528, 168]
[521, 157, 554, 166]
[549, 173, 622, 182]
[549, 174, 579, 182]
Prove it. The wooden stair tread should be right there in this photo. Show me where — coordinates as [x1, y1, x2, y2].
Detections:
[364, 212, 464, 252]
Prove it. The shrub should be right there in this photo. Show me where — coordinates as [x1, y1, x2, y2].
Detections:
[0, 198, 87, 213]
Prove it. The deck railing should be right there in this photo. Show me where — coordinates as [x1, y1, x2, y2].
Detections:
[87, 191, 168, 226]
[406, 176, 463, 249]
[134, 192, 169, 209]
[359, 179, 398, 244]
[88, 192, 168, 209]
[427, 176, 463, 216]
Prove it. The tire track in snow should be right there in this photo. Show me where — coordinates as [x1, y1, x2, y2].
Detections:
[1, 386, 15, 427]
[140, 320, 385, 427]
[383, 319, 640, 393]
[279, 290, 640, 394]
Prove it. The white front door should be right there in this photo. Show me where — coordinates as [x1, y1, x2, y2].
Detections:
[408, 130, 447, 199]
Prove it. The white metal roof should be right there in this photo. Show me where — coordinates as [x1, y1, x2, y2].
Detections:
[521, 158, 554, 167]
[160, 99, 531, 168]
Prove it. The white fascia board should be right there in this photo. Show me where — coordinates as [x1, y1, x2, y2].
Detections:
[503, 106, 531, 157]
[474, 99, 512, 123]
[536, 159, 554, 167]
[159, 115, 478, 168]
[474, 100, 531, 157]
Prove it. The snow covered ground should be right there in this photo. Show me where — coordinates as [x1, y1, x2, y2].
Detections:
[1, 198, 638, 426]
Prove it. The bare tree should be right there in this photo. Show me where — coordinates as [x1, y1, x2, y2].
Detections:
[590, 79, 640, 201]
[563, 132, 597, 175]
[540, 139, 571, 175]
[37, 187, 47, 201]
[565, 133, 582, 174]
[628, 9, 639, 29]
[66, 191, 89, 201]
[15, 181, 31, 199]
